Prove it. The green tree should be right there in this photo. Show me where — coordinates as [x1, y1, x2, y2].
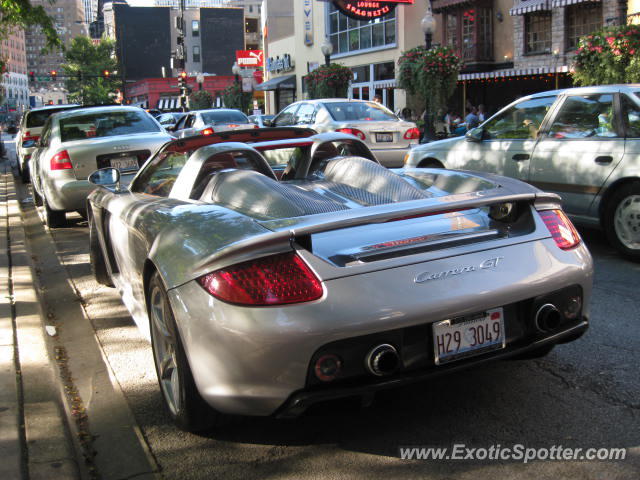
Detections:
[221, 82, 251, 113]
[62, 36, 120, 104]
[188, 89, 212, 109]
[1, 0, 62, 103]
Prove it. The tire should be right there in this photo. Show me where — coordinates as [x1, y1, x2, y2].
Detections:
[44, 199, 67, 228]
[20, 162, 30, 184]
[32, 187, 43, 206]
[604, 181, 640, 262]
[418, 159, 444, 169]
[89, 214, 114, 287]
[147, 272, 224, 432]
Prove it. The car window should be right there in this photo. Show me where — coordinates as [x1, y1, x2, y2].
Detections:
[324, 102, 398, 122]
[26, 108, 74, 128]
[201, 110, 249, 125]
[548, 94, 619, 139]
[174, 115, 188, 130]
[483, 96, 556, 140]
[260, 146, 307, 167]
[59, 110, 160, 142]
[132, 151, 189, 197]
[294, 104, 316, 124]
[40, 118, 53, 146]
[622, 94, 640, 138]
[185, 115, 196, 128]
[273, 104, 299, 127]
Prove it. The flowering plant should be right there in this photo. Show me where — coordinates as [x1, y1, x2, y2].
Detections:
[221, 82, 251, 112]
[305, 63, 353, 99]
[572, 25, 640, 85]
[397, 45, 462, 113]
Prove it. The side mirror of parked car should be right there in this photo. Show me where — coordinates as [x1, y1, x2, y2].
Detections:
[88, 167, 121, 190]
[465, 127, 484, 142]
[22, 139, 37, 148]
[263, 118, 273, 127]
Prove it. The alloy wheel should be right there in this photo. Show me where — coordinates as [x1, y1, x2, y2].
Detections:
[614, 194, 640, 251]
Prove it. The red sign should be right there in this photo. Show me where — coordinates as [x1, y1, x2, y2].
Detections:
[332, 0, 414, 20]
[236, 50, 264, 68]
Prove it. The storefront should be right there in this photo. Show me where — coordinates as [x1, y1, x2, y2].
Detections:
[254, 73, 296, 113]
[349, 61, 397, 111]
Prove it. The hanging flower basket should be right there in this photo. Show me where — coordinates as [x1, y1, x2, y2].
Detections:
[572, 25, 640, 86]
[305, 63, 354, 99]
[397, 45, 462, 113]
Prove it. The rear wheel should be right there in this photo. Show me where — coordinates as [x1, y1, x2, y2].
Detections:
[32, 187, 43, 206]
[604, 181, 640, 262]
[20, 162, 30, 183]
[44, 199, 67, 228]
[89, 214, 114, 287]
[418, 159, 444, 169]
[147, 272, 224, 432]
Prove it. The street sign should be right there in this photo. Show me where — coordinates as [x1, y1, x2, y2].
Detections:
[36, 76, 52, 82]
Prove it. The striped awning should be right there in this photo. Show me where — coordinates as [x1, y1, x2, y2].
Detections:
[510, 0, 550, 16]
[551, 0, 600, 7]
[374, 79, 397, 89]
[432, 0, 473, 13]
[458, 65, 569, 81]
[157, 97, 180, 110]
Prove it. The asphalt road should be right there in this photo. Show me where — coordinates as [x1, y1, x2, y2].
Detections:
[4, 136, 639, 479]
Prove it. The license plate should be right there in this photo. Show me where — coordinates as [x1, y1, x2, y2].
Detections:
[433, 308, 505, 365]
[376, 133, 393, 142]
[110, 156, 138, 171]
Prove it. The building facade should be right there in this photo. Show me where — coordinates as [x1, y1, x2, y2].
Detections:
[1, 28, 29, 121]
[124, 75, 234, 108]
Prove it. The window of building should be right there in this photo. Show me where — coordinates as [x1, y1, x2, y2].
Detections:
[328, 4, 396, 55]
[245, 18, 258, 34]
[525, 12, 552, 54]
[193, 46, 200, 63]
[192, 20, 199, 37]
[442, 7, 492, 63]
[566, 4, 602, 50]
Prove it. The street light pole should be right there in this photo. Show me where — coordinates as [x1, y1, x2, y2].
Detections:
[421, 3, 437, 143]
[321, 37, 333, 67]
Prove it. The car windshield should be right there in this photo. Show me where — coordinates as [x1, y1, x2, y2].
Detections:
[201, 111, 249, 125]
[324, 102, 398, 122]
[635, 92, 640, 102]
[26, 108, 75, 128]
[59, 110, 160, 142]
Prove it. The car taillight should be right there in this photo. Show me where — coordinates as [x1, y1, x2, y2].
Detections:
[197, 252, 323, 306]
[50, 150, 73, 170]
[201, 127, 214, 136]
[403, 127, 420, 140]
[539, 209, 581, 250]
[336, 128, 366, 141]
[253, 124, 260, 129]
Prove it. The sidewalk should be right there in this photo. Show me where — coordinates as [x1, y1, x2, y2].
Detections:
[0, 151, 81, 480]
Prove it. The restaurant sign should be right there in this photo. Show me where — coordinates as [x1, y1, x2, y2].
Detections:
[331, 0, 414, 20]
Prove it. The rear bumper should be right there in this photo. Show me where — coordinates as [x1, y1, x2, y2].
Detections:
[275, 319, 588, 418]
[371, 146, 414, 168]
[44, 177, 94, 211]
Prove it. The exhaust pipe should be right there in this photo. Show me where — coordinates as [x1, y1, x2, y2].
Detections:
[535, 304, 562, 332]
[365, 344, 400, 376]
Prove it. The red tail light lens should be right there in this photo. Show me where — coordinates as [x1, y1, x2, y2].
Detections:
[539, 209, 581, 250]
[50, 150, 73, 170]
[253, 124, 260, 129]
[201, 127, 214, 136]
[198, 252, 323, 306]
[335, 128, 366, 141]
[403, 127, 420, 140]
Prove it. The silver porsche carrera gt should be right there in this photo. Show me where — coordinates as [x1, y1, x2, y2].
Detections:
[86, 127, 593, 431]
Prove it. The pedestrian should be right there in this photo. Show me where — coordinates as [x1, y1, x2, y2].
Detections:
[373, 94, 382, 104]
[478, 104, 486, 122]
[465, 107, 480, 130]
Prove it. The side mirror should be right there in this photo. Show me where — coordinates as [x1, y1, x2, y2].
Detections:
[263, 118, 273, 127]
[22, 139, 37, 148]
[88, 167, 121, 190]
[465, 127, 484, 142]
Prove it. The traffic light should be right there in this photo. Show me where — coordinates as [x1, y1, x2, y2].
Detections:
[50, 70, 57, 80]
[103, 70, 110, 78]
[29, 71, 35, 82]
[178, 71, 187, 89]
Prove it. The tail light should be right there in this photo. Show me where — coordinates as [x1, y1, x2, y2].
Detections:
[50, 150, 73, 170]
[201, 127, 214, 136]
[253, 124, 260, 129]
[335, 128, 366, 141]
[539, 209, 581, 250]
[22, 130, 40, 145]
[403, 128, 420, 140]
[198, 252, 323, 306]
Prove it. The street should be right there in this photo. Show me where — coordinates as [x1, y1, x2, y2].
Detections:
[2, 135, 639, 480]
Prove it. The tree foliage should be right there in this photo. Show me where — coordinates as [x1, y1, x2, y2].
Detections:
[305, 63, 353, 99]
[397, 45, 462, 114]
[188, 89, 212, 110]
[572, 25, 640, 85]
[221, 82, 251, 112]
[62, 36, 120, 105]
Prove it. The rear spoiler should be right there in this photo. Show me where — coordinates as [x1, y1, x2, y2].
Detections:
[191, 189, 561, 277]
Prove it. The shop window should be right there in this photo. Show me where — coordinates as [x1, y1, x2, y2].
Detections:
[328, 4, 396, 55]
[525, 12, 552, 54]
[442, 6, 492, 64]
[374, 62, 394, 81]
[566, 4, 602, 50]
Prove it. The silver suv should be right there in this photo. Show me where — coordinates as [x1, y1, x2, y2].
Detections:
[405, 84, 640, 260]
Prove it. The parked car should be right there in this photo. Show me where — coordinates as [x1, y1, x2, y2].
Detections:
[15, 105, 81, 182]
[248, 114, 275, 128]
[404, 84, 640, 260]
[86, 127, 592, 432]
[170, 108, 255, 137]
[30, 105, 172, 227]
[156, 112, 186, 130]
[268, 99, 420, 167]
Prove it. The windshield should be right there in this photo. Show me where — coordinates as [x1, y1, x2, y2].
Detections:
[59, 110, 160, 142]
[26, 108, 75, 128]
[201, 111, 249, 125]
[324, 102, 398, 122]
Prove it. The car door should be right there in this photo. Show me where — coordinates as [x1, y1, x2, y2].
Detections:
[447, 95, 559, 182]
[272, 104, 300, 127]
[172, 114, 190, 136]
[529, 92, 625, 216]
[293, 103, 317, 129]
